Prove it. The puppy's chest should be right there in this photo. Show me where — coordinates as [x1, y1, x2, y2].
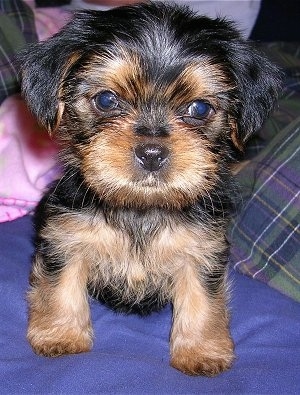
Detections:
[50, 208, 223, 280]
[58, 209, 198, 282]
[48, 209, 223, 313]
[89, 210, 185, 274]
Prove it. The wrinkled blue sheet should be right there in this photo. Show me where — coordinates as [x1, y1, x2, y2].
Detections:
[1, 215, 299, 394]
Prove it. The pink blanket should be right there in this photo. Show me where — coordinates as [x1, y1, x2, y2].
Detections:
[0, 6, 70, 222]
[0, 95, 59, 222]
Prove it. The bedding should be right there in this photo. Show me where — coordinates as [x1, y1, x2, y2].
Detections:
[229, 115, 300, 302]
[0, 2, 300, 393]
[0, 0, 37, 104]
[1, 215, 300, 393]
[229, 42, 300, 302]
[0, 94, 59, 222]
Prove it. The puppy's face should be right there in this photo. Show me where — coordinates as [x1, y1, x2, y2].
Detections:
[61, 48, 233, 208]
[21, 3, 281, 209]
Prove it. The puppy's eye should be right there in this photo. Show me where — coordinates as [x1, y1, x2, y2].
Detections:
[183, 100, 214, 126]
[93, 91, 119, 111]
[188, 100, 213, 119]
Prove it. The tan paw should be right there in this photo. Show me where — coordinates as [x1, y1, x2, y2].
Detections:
[170, 342, 234, 376]
[28, 326, 93, 357]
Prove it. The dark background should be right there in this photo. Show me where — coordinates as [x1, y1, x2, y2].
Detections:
[250, 0, 300, 41]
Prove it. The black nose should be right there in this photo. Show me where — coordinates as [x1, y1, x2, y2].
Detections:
[134, 143, 169, 172]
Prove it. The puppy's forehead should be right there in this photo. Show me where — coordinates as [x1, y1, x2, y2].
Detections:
[71, 8, 236, 102]
[80, 45, 231, 104]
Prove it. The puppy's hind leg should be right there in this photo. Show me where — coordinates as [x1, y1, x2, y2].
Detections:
[27, 253, 93, 357]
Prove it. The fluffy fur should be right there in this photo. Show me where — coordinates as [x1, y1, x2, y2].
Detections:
[20, 2, 281, 376]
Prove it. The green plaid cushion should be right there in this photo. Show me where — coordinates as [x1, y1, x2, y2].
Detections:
[0, 0, 37, 104]
[229, 43, 300, 302]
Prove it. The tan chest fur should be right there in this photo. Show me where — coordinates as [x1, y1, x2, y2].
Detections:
[42, 209, 226, 305]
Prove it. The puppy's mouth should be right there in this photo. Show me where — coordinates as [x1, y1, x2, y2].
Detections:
[134, 171, 163, 187]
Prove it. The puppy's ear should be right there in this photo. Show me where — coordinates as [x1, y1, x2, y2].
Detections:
[19, 34, 82, 135]
[229, 43, 282, 149]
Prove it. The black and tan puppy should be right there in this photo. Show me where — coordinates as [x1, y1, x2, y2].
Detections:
[20, 2, 280, 376]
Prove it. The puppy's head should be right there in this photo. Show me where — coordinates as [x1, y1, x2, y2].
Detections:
[21, 2, 281, 209]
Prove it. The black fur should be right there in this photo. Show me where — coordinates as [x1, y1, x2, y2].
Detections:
[22, 2, 281, 315]
[20, 2, 281, 142]
[21, 5, 283, 373]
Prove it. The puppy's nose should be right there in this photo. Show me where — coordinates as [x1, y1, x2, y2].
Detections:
[134, 143, 169, 172]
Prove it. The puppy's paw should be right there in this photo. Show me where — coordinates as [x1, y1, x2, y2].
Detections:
[170, 340, 234, 376]
[27, 325, 93, 357]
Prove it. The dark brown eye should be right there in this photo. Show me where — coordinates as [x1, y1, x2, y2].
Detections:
[93, 91, 119, 111]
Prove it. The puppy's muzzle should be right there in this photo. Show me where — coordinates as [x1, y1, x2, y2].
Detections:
[134, 143, 169, 172]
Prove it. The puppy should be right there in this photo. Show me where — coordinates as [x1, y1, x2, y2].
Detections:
[20, 2, 281, 376]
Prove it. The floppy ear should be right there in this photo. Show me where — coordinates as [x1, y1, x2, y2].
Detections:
[19, 29, 84, 134]
[228, 42, 282, 148]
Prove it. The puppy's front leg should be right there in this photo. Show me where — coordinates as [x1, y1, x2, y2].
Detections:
[27, 253, 93, 357]
[170, 263, 234, 376]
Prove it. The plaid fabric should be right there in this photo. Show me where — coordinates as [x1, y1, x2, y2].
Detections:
[0, 0, 37, 104]
[229, 43, 300, 302]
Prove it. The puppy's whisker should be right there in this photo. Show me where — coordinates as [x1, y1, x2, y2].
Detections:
[81, 184, 92, 209]
[46, 169, 75, 204]
[71, 180, 86, 210]
[201, 187, 215, 216]
[90, 191, 98, 211]
[216, 190, 226, 218]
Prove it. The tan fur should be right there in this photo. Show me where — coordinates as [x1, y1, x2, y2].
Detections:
[27, 20, 236, 375]
[28, 210, 232, 372]
[49, 101, 65, 136]
[80, 53, 234, 106]
[170, 263, 234, 376]
[228, 116, 244, 152]
[56, 50, 235, 210]
[28, 251, 92, 357]
[21, 1, 281, 377]
[79, 123, 218, 208]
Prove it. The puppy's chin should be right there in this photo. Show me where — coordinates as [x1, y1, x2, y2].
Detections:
[80, 169, 213, 210]
[83, 179, 188, 209]
[79, 161, 214, 210]
[136, 172, 161, 187]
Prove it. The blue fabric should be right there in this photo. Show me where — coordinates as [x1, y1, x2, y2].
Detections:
[1, 215, 300, 393]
